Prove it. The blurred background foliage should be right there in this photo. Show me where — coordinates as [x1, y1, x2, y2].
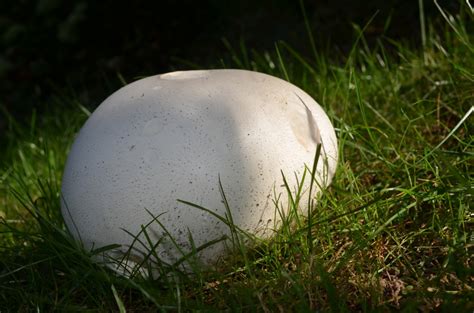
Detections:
[0, 0, 462, 128]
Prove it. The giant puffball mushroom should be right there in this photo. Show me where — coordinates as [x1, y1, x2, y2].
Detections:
[61, 69, 338, 274]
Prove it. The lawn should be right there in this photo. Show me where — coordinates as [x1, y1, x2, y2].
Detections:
[0, 4, 472, 312]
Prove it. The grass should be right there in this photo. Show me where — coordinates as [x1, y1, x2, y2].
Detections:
[1, 3, 473, 312]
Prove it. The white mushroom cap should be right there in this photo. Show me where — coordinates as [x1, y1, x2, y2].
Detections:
[61, 69, 338, 272]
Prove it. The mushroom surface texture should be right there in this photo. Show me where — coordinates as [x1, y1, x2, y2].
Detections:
[61, 69, 338, 274]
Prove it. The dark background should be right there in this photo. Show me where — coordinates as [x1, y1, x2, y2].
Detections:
[0, 0, 460, 128]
